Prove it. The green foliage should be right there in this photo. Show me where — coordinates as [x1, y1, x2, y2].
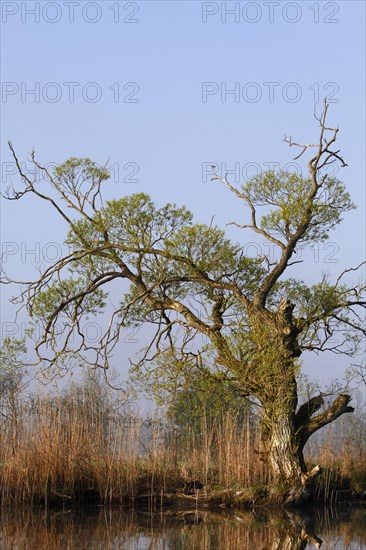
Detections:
[275, 277, 348, 317]
[130, 346, 249, 436]
[31, 277, 107, 321]
[129, 348, 205, 405]
[0, 337, 27, 397]
[270, 276, 365, 356]
[67, 193, 191, 250]
[243, 170, 355, 242]
[104, 193, 192, 248]
[62, 192, 266, 335]
[169, 373, 249, 435]
[66, 193, 264, 289]
[53, 157, 110, 192]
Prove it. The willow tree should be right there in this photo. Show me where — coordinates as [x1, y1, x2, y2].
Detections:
[3, 104, 365, 503]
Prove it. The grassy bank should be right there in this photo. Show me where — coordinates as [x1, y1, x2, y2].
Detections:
[0, 375, 365, 506]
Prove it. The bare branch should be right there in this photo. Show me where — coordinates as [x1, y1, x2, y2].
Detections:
[211, 169, 285, 250]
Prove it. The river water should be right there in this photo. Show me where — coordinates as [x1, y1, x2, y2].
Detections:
[0, 503, 365, 549]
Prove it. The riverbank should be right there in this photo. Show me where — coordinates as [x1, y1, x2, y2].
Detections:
[1, 376, 365, 508]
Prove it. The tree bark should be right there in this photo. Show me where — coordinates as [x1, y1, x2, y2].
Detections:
[261, 414, 314, 504]
[267, 415, 304, 481]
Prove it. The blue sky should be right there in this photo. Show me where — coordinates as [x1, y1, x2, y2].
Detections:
[1, 1, 365, 394]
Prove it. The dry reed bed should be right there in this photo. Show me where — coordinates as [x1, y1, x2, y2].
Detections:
[0, 378, 365, 506]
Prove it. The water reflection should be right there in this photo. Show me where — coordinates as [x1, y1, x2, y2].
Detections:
[0, 504, 365, 549]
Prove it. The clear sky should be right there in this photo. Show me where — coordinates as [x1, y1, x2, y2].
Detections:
[1, 1, 365, 396]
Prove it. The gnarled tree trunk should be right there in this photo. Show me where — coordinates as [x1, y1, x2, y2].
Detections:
[262, 415, 317, 504]
[260, 393, 354, 504]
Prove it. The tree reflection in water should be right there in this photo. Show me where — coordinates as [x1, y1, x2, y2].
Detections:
[0, 504, 365, 549]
